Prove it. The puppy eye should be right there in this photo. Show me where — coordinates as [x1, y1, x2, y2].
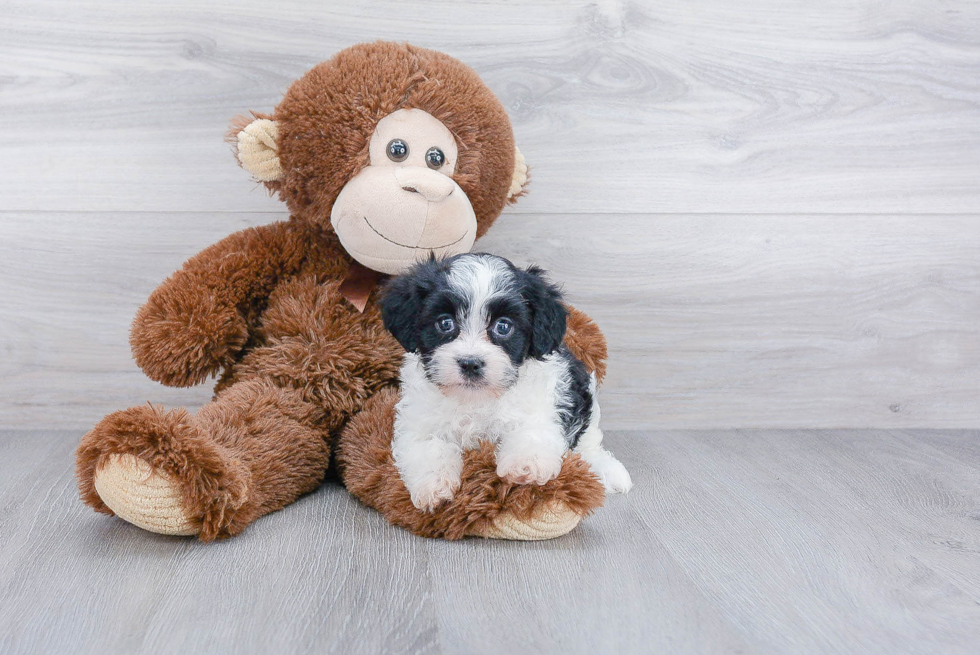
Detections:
[425, 147, 445, 169]
[435, 315, 456, 334]
[492, 318, 514, 338]
[387, 139, 409, 162]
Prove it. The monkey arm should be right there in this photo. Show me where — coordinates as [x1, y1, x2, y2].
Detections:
[563, 305, 608, 383]
[130, 219, 330, 387]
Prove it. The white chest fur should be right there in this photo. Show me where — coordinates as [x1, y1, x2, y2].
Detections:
[393, 352, 567, 450]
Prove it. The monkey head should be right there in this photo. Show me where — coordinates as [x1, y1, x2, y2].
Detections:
[230, 42, 529, 274]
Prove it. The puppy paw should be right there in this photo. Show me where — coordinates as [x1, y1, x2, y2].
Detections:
[598, 459, 633, 494]
[580, 451, 633, 494]
[409, 473, 460, 513]
[496, 452, 563, 486]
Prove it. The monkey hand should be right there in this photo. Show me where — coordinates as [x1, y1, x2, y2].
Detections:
[130, 271, 249, 387]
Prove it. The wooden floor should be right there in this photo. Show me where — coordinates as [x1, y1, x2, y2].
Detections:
[1, 429, 978, 655]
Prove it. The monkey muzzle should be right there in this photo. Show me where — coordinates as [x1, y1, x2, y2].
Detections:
[330, 165, 477, 275]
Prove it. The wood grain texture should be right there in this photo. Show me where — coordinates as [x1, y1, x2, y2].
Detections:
[1, 212, 976, 430]
[1, 429, 978, 654]
[2, 0, 980, 214]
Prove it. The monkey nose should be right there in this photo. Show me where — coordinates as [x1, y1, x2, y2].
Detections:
[394, 167, 456, 203]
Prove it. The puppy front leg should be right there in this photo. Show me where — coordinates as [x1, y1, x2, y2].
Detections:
[495, 425, 567, 486]
[392, 434, 464, 513]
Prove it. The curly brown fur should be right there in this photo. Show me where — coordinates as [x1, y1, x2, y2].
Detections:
[130, 219, 348, 387]
[336, 388, 606, 539]
[564, 306, 608, 383]
[217, 277, 404, 427]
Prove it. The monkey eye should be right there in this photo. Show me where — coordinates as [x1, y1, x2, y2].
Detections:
[435, 315, 456, 334]
[425, 147, 446, 169]
[387, 139, 409, 162]
[491, 317, 514, 338]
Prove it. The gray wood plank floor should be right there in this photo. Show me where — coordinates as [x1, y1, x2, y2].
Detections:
[2, 429, 978, 655]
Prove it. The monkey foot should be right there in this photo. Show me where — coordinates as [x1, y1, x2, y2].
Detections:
[470, 500, 582, 540]
[93, 454, 200, 536]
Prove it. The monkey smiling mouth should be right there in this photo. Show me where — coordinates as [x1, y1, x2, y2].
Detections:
[362, 215, 469, 250]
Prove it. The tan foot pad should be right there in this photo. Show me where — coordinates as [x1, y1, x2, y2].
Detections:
[472, 500, 583, 540]
[93, 454, 200, 536]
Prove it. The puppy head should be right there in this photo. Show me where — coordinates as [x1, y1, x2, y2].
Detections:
[381, 253, 568, 399]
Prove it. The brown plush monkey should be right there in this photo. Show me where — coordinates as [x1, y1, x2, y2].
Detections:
[76, 42, 607, 541]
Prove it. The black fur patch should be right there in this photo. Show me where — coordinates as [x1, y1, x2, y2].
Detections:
[512, 265, 568, 359]
[380, 256, 452, 353]
[555, 346, 593, 448]
[485, 295, 531, 365]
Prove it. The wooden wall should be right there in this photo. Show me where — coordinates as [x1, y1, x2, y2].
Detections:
[2, 0, 978, 429]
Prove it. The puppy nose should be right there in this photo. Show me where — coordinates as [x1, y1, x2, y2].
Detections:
[457, 357, 485, 379]
[394, 167, 455, 203]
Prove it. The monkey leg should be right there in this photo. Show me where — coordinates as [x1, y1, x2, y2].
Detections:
[336, 388, 607, 540]
[76, 378, 330, 541]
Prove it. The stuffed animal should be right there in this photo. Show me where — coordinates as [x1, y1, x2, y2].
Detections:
[76, 41, 608, 541]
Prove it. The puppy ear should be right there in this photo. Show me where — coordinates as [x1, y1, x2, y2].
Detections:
[381, 275, 423, 352]
[381, 260, 440, 352]
[518, 265, 567, 358]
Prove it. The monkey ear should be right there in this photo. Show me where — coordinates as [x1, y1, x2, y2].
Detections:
[506, 145, 529, 200]
[232, 117, 283, 182]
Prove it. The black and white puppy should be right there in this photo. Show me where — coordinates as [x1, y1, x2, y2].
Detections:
[381, 253, 632, 512]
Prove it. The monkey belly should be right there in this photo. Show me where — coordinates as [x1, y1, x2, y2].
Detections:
[214, 276, 404, 431]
